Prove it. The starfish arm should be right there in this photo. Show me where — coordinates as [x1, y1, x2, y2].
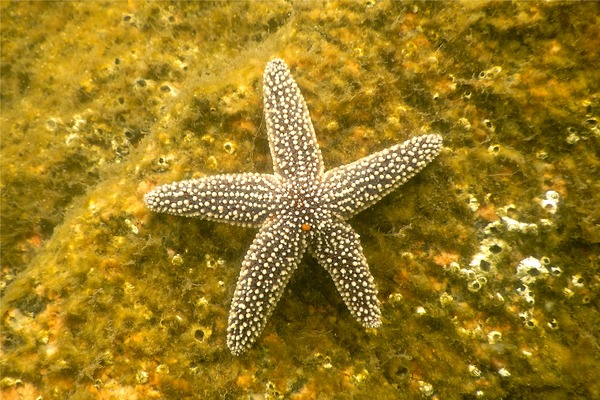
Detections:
[310, 218, 381, 328]
[322, 134, 443, 219]
[263, 59, 324, 180]
[227, 215, 307, 355]
[144, 173, 280, 227]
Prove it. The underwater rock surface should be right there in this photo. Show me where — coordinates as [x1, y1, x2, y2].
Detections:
[1, 2, 598, 399]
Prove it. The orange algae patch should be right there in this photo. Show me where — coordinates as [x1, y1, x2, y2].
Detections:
[475, 203, 499, 222]
[433, 252, 460, 267]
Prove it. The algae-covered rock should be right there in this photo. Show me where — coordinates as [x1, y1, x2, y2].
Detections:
[1, 2, 598, 399]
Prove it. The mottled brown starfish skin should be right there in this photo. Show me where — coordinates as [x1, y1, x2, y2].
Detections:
[145, 59, 443, 355]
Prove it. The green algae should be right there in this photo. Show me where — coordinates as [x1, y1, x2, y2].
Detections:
[1, 1, 599, 399]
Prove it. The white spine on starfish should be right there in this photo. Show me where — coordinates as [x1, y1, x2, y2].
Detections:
[263, 59, 324, 180]
[322, 134, 443, 219]
[144, 173, 280, 227]
[227, 214, 307, 356]
[310, 215, 382, 328]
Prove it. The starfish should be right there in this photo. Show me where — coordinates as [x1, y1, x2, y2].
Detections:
[145, 59, 443, 355]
